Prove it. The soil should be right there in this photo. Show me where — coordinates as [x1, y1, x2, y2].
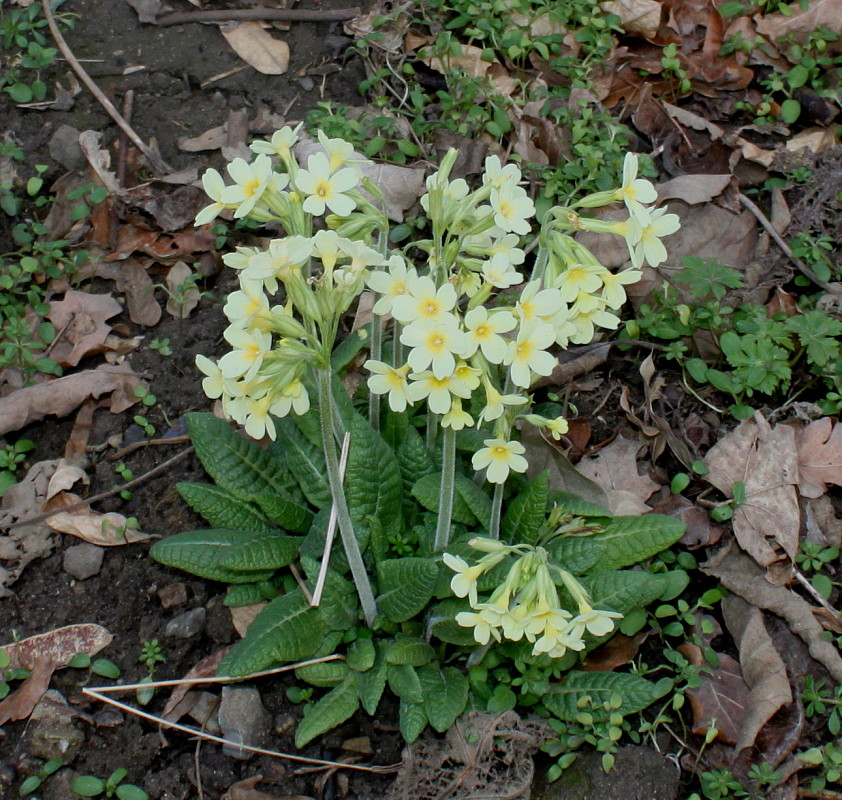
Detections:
[0, 2, 687, 798]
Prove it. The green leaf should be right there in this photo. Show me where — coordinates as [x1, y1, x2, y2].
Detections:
[428, 598, 477, 646]
[218, 531, 301, 571]
[399, 699, 427, 743]
[548, 490, 611, 518]
[396, 425, 436, 491]
[219, 590, 324, 676]
[185, 413, 291, 501]
[547, 535, 607, 575]
[295, 674, 359, 748]
[346, 638, 376, 672]
[345, 412, 403, 536]
[91, 659, 120, 679]
[544, 671, 669, 722]
[780, 98, 800, 125]
[300, 556, 359, 630]
[387, 663, 423, 703]
[296, 660, 350, 687]
[376, 558, 438, 623]
[412, 473, 476, 525]
[7, 83, 33, 103]
[71, 775, 106, 797]
[385, 636, 435, 666]
[224, 583, 266, 607]
[503, 471, 549, 544]
[356, 653, 387, 715]
[150, 530, 278, 583]
[418, 665, 469, 732]
[176, 483, 275, 531]
[115, 785, 149, 800]
[454, 473, 491, 529]
[588, 515, 686, 569]
[273, 416, 331, 507]
[251, 493, 314, 533]
[579, 570, 675, 615]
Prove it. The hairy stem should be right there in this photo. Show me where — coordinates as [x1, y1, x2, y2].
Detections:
[434, 425, 457, 551]
[488, 481, 504, 540]
[317, 368, 377, 625]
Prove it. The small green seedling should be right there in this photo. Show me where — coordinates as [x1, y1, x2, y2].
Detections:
[67, 652, 122, 680]
[112, 462, 134, 500]
[71, 768, 148, 800]
[0, 437, 34, 496]
[148, 337, 172, 356]
[136, 639, 165, 705]
[19, 758, 63, 797]
[0, 645, 31, 700]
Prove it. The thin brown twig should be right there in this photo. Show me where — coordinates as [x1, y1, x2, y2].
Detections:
[106, 434, 191, 461]
[156, 7, 361, 26]
[738, 193, 842, 294]
[40, 0, 172, 174]
[1, 447, 193, 532]
[794, 567, 842, 625]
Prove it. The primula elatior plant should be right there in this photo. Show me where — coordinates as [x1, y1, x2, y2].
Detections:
[150, 126, 688, 765]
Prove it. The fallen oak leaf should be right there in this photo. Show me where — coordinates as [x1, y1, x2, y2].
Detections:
[0, 363, 142, 437]
[576, 435, 659, 515]
[704, 413, 800, 573]
[46, 289, 122, 367]
[795, 417, 842, 499]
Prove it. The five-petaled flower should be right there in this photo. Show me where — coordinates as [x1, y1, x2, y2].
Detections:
[295, 151, 359, 217]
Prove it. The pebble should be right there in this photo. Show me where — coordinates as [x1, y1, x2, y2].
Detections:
[63, 544, 104, 580]
[26, 690, 85, 762]
[298, 76, 315, 92]
[158, 582, 188, 609]
[165, 607, 206, 638]
[48, 125, 85, 171]
[218, 686, 271, 760]
[188, 691, 221, 734]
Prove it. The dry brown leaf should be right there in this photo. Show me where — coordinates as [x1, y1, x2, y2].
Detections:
[722, 595, 792, 752]
[704, 414, 800, 571]
[163, 648, 230, 720]
[220, 22, 289, 75]
[786, 127, 839, 154]
[703, 546, 842, 683]
[45, 460, 88, 499]
[0, 623, 112, 724]
[345, 0, 413, 53]
[576, 435, 659, 515]
[521, 424, 610, 509]
[46, 290, 122, 367]
[78, 130, 122, 195]
[795, 417, 842, 499]
[0, 460, 61, 593]
[85, 258, 162, 327]
[682, 647, 748, 744]
[656, 174, 731, 205]
[165, 261, 201, 318]
[600, 0, 661, 39]
[0, 660, 55, 725]
[424, 43, 491, 79]
[179, 124, 228, 152]
[756, 0, 842, 54]
[46, 504, 150, 545]
[0, 363, 141, 437]
[231, 603, 266, 638]
[295, 139, 425, 222]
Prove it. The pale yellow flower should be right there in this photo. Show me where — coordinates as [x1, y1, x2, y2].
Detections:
[365, 361, 413, 412]
[295, 152, 359, 217]
[472, 438, 528, 484]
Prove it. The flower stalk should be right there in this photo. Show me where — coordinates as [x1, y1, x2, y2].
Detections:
[434, 425, 457, 551]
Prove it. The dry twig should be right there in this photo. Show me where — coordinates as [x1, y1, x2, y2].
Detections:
[156, 7, 361, 26]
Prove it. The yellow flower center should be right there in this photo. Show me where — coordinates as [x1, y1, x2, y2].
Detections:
[421, 300, 440, 317]
[316, 182, 330, 198]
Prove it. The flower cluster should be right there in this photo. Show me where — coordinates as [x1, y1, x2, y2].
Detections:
[444, 538, 622, 658]
[364, 151, 677, 485]
[193, 126, 388, 441]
